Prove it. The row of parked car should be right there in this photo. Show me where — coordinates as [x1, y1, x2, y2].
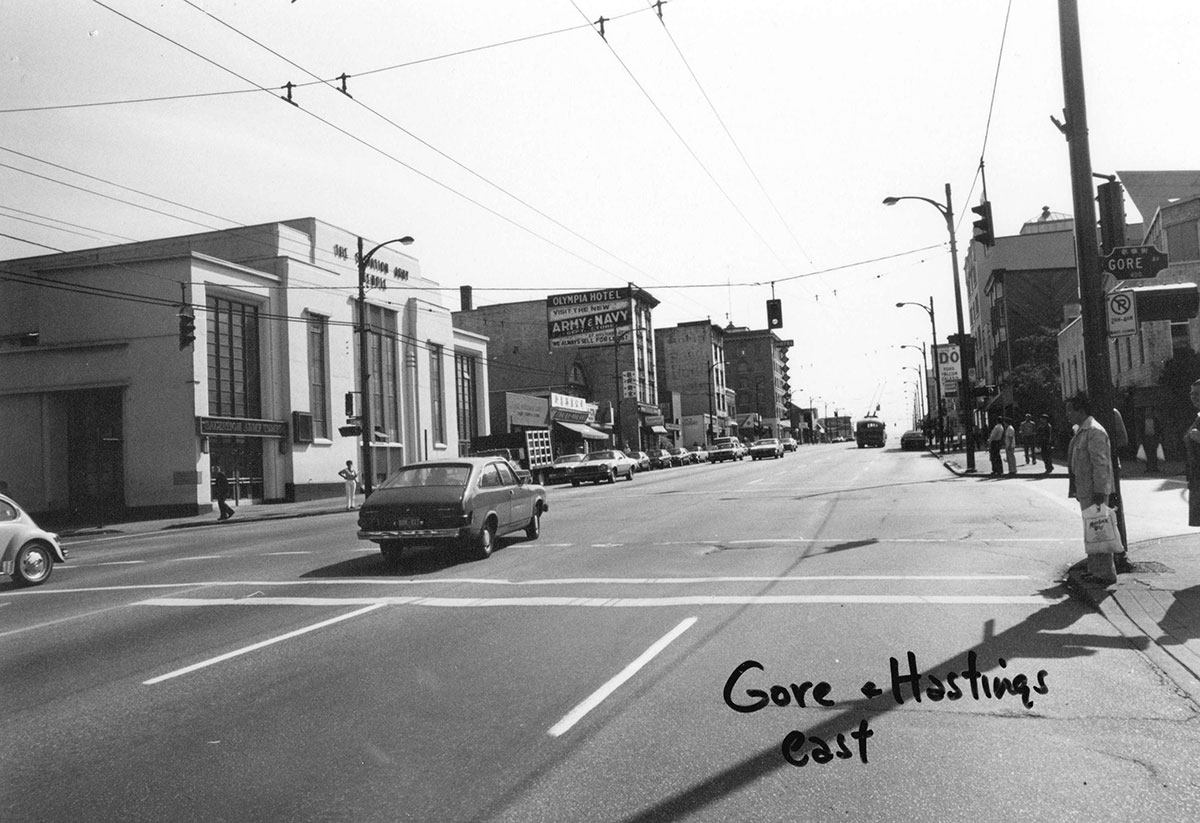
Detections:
[546, 436, 798, 486]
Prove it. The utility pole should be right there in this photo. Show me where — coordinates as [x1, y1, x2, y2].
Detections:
[1058, 0, 1127, 552]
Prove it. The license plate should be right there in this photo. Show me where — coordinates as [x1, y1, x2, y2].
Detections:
[396, 517, 421, 529]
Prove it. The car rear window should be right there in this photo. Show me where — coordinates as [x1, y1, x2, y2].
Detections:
[379, 464, 471, 488]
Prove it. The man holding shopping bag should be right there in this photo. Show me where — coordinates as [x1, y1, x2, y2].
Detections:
[1065, 392, 1119, 584]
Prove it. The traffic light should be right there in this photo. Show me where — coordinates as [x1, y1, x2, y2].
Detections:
[971, 385, 999, 398]
[1097, 180, 1126, 256]
[766, 298, 783, 329]
[177, 310, 196, 350]
[971, 201, 995, 247]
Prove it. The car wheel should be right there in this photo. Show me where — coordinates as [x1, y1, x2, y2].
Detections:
[471, 518, 496, 559]
[11, 541, 54, 586]
[607, 469, 616, 484]
[571, 479, 580, 487]
[525, 505, 541, 539]
[380, 541, 404, 564]
[626, 467, 634, 480]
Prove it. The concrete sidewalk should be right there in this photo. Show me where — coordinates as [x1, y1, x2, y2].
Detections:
[938, 447, 1200, 704]
[56, 495, 354, 541]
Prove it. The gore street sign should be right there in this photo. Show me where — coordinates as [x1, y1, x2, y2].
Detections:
[1102, 245, 1168, 280]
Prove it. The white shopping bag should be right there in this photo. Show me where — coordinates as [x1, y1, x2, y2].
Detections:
[1081, 504, 1122, 554]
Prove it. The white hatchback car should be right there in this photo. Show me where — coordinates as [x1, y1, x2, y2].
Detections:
[1, 493, 68, 586]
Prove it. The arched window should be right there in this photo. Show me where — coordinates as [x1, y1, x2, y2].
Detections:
[570, 363, 589, 393]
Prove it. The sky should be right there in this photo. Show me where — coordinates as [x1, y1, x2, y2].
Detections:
[4, 1, 1200, 434]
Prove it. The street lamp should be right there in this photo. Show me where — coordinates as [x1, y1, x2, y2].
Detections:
[903, 366, 925, 421]
[357, 234, 414, 497]
[807, 394, 823, 444]
[884, 183, 976, 471]
[897, 298, 944, 450]
[900, 343, 928, 429]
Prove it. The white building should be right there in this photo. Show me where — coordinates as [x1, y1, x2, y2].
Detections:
[0, 218, 488, 519]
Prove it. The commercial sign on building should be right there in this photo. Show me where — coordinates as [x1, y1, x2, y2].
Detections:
[196, 416, 288, 438]
[546, 287, 632, 349]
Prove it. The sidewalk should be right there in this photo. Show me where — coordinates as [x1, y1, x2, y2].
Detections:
[938, 447, 1200, 704]
[56, 495, 354, 540]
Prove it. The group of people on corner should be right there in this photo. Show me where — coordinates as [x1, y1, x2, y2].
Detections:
[987, 412, 1055, 477]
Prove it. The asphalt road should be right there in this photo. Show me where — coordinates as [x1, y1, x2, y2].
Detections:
[3, 445, 1198, 822]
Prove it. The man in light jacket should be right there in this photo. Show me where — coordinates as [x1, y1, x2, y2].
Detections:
[1065, 391, 1116, 583]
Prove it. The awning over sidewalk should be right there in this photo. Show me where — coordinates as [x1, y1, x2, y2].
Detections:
[649, 425, 668, 434]
[556, 420, 610, 440]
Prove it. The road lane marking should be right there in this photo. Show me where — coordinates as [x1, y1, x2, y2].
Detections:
[548, 617, 697, 737]
[1, 574, 1038, 598]
[142, 603, 385, 685]
[139, 593, 1064, 608]
[261, 551, 312, 556]
[167, 556, 226, 561]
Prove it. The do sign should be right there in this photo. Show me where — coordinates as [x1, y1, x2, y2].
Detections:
[934, 344, 960, 387]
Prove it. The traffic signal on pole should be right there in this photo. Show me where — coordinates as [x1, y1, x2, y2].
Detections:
[971, 201, 995, 247]
[1097, 180, 1127, 256]
[766, 298, 783, 329]
[178, 310, 196, 350]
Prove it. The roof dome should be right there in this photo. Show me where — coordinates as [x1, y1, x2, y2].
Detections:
[1020, 205, 1073, 235]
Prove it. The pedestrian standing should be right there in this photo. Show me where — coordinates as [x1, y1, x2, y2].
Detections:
[1143, 414, 1160, 474]
[1019, 414, 1037, 464]
[1004, 417, 1018, 476]
[339, 460, 359, 510]
[987, 417, 1005, 476]
[1036, 414, 1054, 474]
[213, 465, 234, 521]
[1065, 392, 1117, 583]
[1185, 379, 1200, 527]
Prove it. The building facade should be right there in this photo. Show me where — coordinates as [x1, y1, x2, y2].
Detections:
[451, 287, 662, 454]
[0, 218, 488, 518]
[654, 320, 729, 447]
[722, 325, 793, 440]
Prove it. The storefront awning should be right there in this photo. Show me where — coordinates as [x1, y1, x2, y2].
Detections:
[556, 420, 610, 440]
[649, 425, 668, 434]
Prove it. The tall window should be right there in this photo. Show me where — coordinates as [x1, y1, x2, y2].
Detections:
[365, 305, 400, 441]
[307, 313, 329, 438]
[207, 296, 261, 418]
[429, 343, 446, 445]
[455, 352, 478, 454]
[1171, 321, 1192, 357]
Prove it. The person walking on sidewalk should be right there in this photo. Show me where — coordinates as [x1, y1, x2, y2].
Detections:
[339, 460, 360, 510]
[1185, 379, 1200, 527]
[1065, 392, 1117, 583]
[212, 466, 234, 521]
[1004, 417, 1018, 476]
[988, 417, 1005, 476]
[1036, 414, 1054, 474]
[1019, 414, 1037, 464]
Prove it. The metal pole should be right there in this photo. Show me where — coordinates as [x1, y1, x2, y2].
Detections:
[944, 183, 976, 469]
[356, 237, 374, 497]
[612, 319, 621, 449]
[1058, 0, 1127, 552]
[927, 296, 944, 451]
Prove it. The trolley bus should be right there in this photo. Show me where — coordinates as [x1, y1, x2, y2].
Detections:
[855, 418, 887, 448]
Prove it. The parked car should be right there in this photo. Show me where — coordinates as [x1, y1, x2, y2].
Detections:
[900, 430, 929, 450]
[1, 493, 69, 586]
[781, 436, 798, 452]
[571, 450, 638, 485]
[749, 437, 785, 459]
[690, 446, 709, 463]
[630, 451, 652, 472]
[356, 457, 548, 561]
[546, 453, 586, 484]
[647, 449, 674, 469]
[666, 447, 695, 466]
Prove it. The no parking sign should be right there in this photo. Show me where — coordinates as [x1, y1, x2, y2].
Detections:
[1106, 291, 1137, 337]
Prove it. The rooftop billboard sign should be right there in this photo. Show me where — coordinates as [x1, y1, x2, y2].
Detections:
[546, 287, 632, 349]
